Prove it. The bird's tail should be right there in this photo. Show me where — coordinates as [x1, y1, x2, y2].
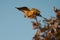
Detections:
[15, 7, 23, 11]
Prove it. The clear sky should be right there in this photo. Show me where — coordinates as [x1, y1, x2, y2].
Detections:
[0, 0, 60, 40]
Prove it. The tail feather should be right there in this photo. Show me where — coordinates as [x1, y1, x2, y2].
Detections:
[16, 7, 30, 11]
[16, 7, 24, 11]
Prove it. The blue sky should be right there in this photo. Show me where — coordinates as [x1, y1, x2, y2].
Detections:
[0, 0, 60, 40]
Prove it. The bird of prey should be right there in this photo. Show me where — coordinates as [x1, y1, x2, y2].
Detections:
[16, 7, 42, 18]
[16, 7, 46, 22]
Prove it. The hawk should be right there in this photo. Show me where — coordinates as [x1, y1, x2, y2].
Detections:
[16, 7, 47, 22]
[16, 7, 42, 18]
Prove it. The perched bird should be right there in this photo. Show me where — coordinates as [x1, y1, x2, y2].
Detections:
[16, 7, 46, 22]
[16, 7, 42, 18]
